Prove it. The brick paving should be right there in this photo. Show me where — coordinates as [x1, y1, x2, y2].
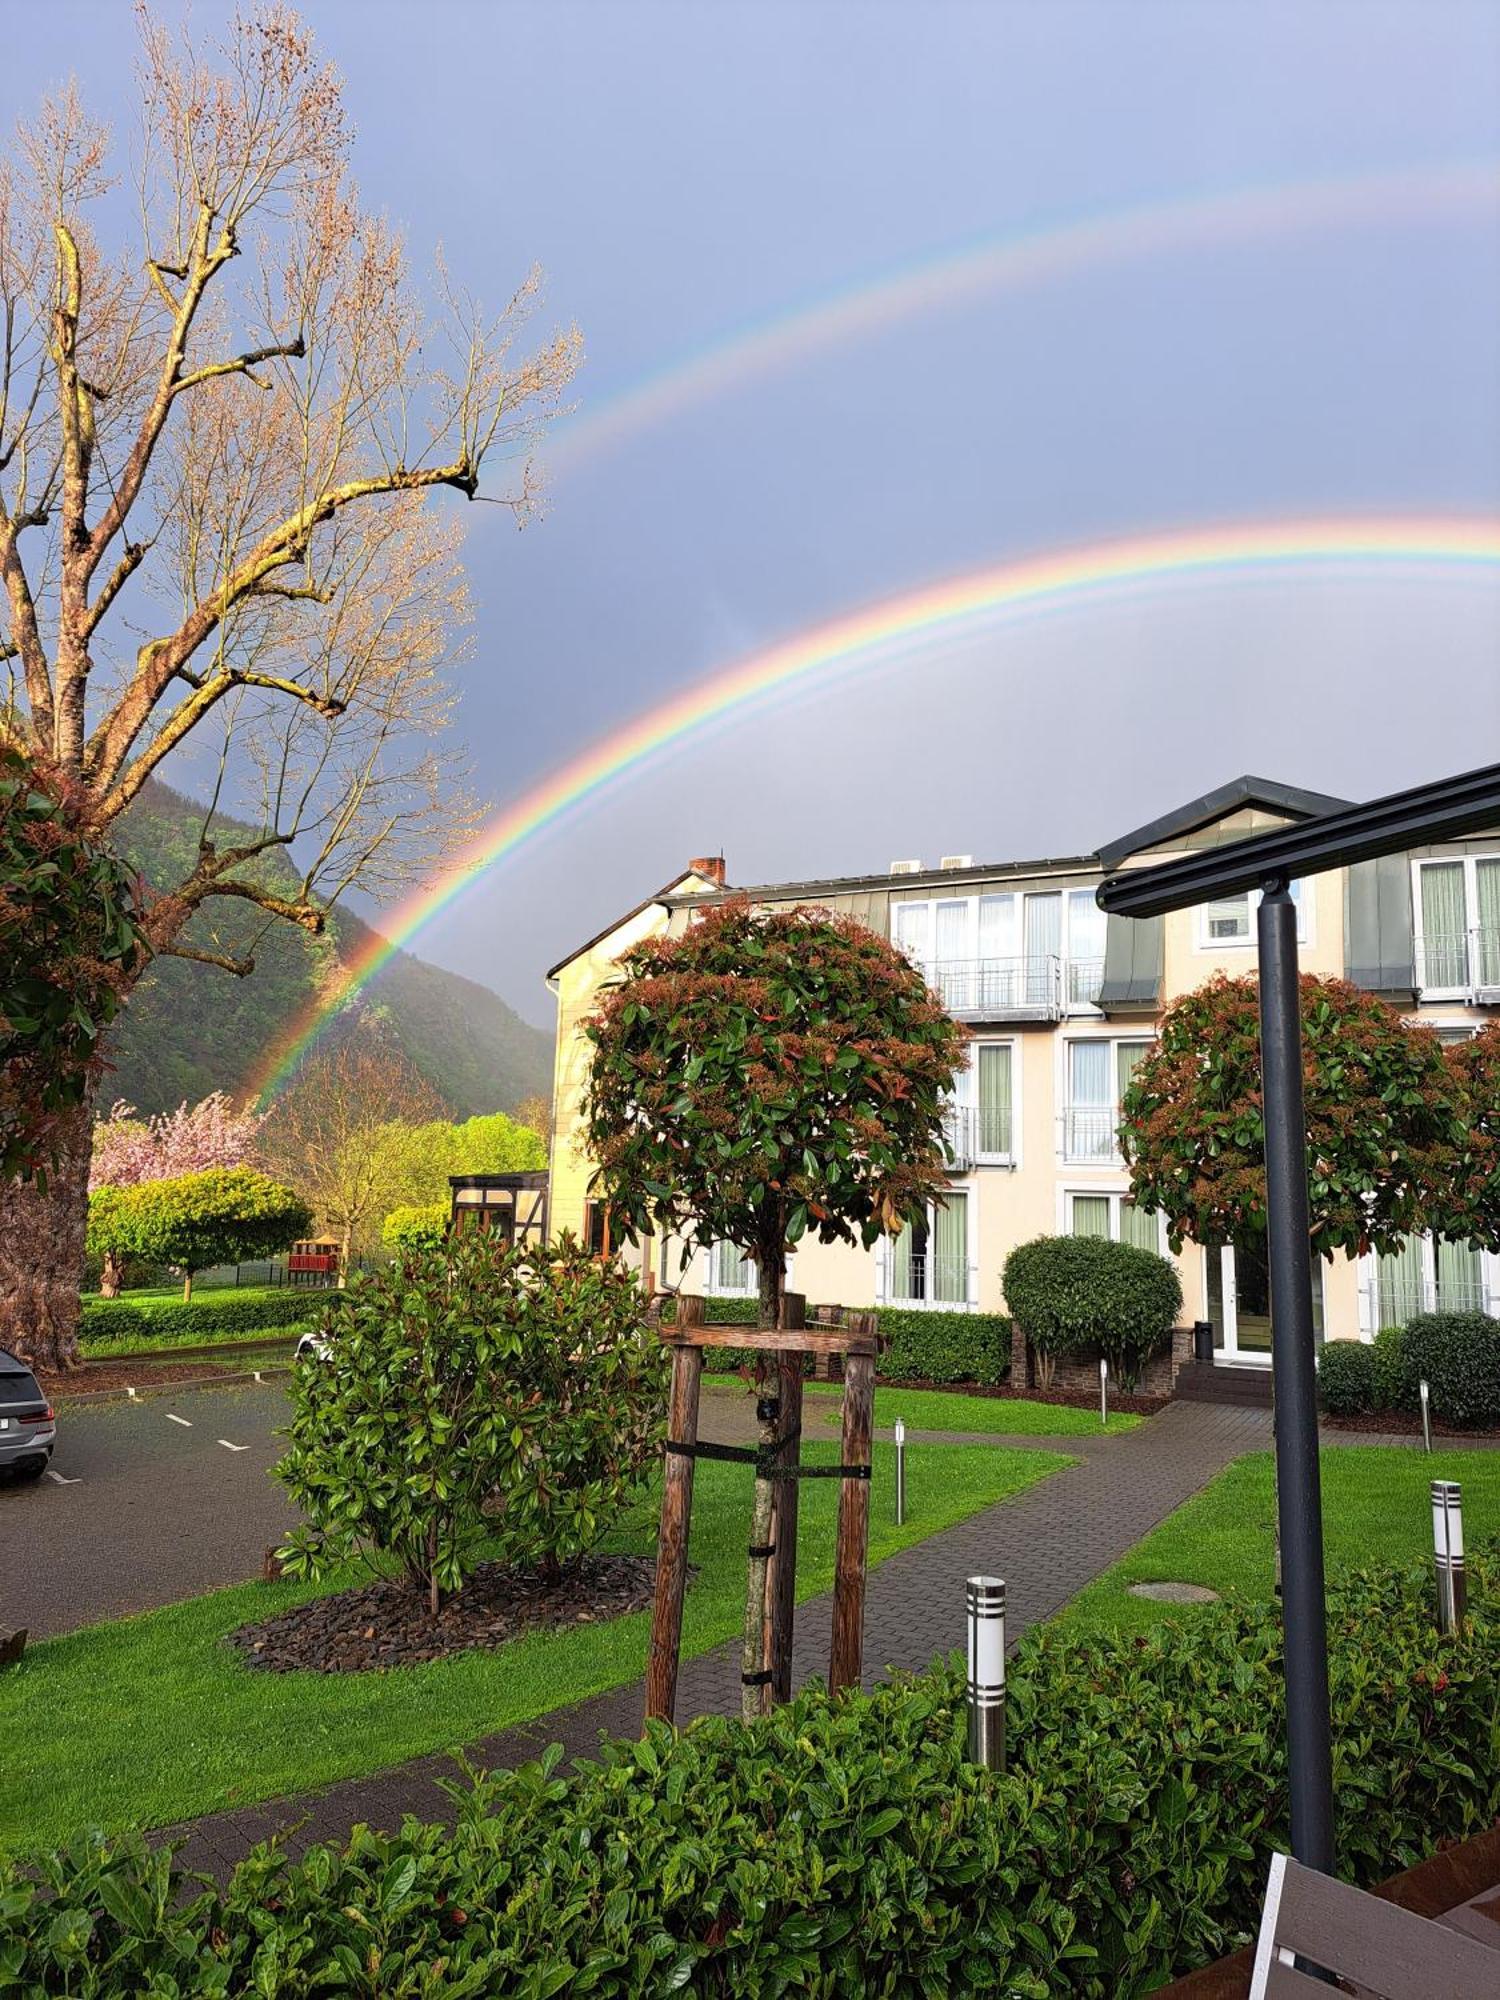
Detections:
[164, 1394, 1279, 1879]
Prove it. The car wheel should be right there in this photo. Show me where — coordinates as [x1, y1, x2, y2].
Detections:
[17, 1459, 46, 1481]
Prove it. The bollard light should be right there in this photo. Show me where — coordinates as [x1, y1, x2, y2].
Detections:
[1432, 1480, 1466, 1634]
[965, 1575, 1006, 1771]
[894, 1417, 906, 1526]
[1420, 1378, 1432, 1455]
[1099, 1356, 1109, 1428]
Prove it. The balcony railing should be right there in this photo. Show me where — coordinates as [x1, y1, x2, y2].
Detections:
[889, 1254, 972, 1307]
[1416, 927, 1500, 1000]
[940, 1104, 1015, 1169]
[1065, 955, 1105, 1009]
[1061, 1104, 1123, 1163]
[1375, 1276, 1494, 1326]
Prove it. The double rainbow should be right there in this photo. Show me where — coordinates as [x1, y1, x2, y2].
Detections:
[253, 515, 1500, 1102]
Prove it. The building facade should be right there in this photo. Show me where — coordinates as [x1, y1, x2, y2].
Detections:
[545, 781, 1500, 1357]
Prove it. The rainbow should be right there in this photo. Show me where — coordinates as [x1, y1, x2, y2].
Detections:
[252, 514, 1500, 1101]
[550, 162, 1499, 471]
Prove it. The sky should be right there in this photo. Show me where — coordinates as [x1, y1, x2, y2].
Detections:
[7, 0, 1500, 1026]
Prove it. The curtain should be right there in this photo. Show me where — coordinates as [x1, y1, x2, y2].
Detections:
[933, 1195, 967, 1302]
[1070, 1040, 1110, 1105]
[1071, 1195, 1111, 1238]
[1436, 1236, 1483, 1312]
[1477, 860, 1500, 988]
[1120, 1200, 1158, 1252]
[1067, 889, 1106, 1004]
[977, 1044, 1012, 1155]
[1024, 893, 1061, 1006]
[716, 1241, 753, 1292]
[891, 1221, 913, 1302]
[935, 901, 970, 1010]
[1377, 1236, 1427, 1328]
[1419, 863, 1467, 989]
[1205, 892, 1250, 940]
[1116, 1039, 1150, 1104]
[978, 895, 1018, 1008]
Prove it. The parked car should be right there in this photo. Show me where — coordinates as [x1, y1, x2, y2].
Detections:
[0, 1349, 54, 1481]
[294, 1328, 333, 1362]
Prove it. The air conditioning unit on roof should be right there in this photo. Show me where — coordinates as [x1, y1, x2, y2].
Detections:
[939, 854, 974, 869]
[889, 859, 923, 875]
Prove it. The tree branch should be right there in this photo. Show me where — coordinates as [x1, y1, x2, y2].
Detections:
[197, 878, 325, 933]
[159, 942, 256, 977]
[170, 334, 305, 397]
[85, 540, 150, 638]
[0, 509, 52, 741]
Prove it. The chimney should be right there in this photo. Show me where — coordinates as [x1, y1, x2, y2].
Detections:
[690, 855, 726, 886]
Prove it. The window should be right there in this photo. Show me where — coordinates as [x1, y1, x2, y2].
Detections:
[889, 887, 1102, 1014]
[974, 1043, 1014, 1160]
[1066, 1190, 1160, 1250]
[709, 1240, 756, 1296]
[584, 1201, 611, 1258]
[1196, 880, 1305, 948]
[886, 1193, 971, 1307]
[1372, 1233, 1492, 1328]
[1414, 856, 1500, 996]
[1063, 1036, 1151, 1162]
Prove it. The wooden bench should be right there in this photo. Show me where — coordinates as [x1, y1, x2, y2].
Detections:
[1249, 1851, 1500, 1998]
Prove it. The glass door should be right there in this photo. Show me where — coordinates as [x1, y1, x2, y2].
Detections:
[1207, 1242, 1323, 1363]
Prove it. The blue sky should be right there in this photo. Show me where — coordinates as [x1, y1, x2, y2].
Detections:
[9, 1, 1500, 1021]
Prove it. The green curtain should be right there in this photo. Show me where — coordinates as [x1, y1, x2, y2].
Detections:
[1420, 863, 1467, 988]
[1121, 1200, 1158, 1251]
[891, 1221, 913, 1301]
[1477, 860, 1500, 988]
[1377, 1236, 1427, 1328]
[1116, 1039, 1149, 1103]
[978, 1044, 1012, 1154]
[1435, 1236, 1482, 1312]
[933, 1196, 967, 1303]
[1071, 1195, 1111, 1238]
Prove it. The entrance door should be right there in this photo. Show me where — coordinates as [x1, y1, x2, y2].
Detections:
[1206, 1242, 1323, 1363]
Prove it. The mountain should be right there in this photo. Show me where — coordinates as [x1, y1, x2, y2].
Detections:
[102, 781, 552, 1118]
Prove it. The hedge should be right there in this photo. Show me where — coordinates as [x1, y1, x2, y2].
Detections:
[5, 1549, 1496, 1996]
[77, 1288, 325, 1347]
[1316, 1339, 1377, 1417]
[1321, 1316, 1500, 1430]
[874, 1307, 1011, 1385]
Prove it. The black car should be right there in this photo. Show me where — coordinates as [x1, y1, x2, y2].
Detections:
[0, 1350, 54, 1480]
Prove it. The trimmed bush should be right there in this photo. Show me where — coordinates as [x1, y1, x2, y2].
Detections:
[77, 1287, 323, 1347]
[1372, 1323, 1409, 1410]
[1398, 1312, 1500, 1429]
[1317, 1339, 1376, 1416]
[5, 1550, 1498, 1996]
[876, 1307, 1011, 1385]
[1003, 1233, 1182, 1388]
[381, 1201, 449, 1254]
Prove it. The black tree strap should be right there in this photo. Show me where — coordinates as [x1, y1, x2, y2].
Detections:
[792, 1461, 872, 1481]
[664, 1430, 805, 1475]
[741, 1668, 775, 1687]
[747, 1542, 776, 1559]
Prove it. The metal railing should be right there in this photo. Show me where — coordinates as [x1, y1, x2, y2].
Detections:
[1065, 955, 1105, 1009]
[1375, 1276, 1494, 1327]
[923, 954, 1063, 1020]
[1060, 1104, 1123, 1163]
[1416, 926, 1500, 999]
[889, 1254, 972, 1307]
[941, 1104, 1014, 1169]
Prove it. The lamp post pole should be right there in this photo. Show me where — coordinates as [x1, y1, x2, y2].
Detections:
[1257, 879, 1335, 1875]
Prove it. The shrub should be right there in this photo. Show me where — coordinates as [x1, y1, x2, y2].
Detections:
[87, 1168, 312, 1302]
[276, 1232, 668, 1611]
[1317, 1339, 1376, 1416]
[78, 1288, 323, 1347]
[876, 1307, 1011, 1385]
[381, 1200, 449, 1254]
[1372, 1323, 1410, 1410]
[1398, 1312, 1500, 1429]
[1003, 1234, 1182, 1388]
[5, 1550, 1498, 1997]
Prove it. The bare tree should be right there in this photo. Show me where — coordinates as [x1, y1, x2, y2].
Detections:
[258, 1025, 443, 1272]
[0, 7, 579, 1365]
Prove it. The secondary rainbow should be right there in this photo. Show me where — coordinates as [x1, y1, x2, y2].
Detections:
[254, 514, 1500, 1101]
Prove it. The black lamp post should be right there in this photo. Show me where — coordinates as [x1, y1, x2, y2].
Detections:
[1098, 757, 1500, 1876]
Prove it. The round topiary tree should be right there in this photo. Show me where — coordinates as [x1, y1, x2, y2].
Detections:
[276, 1231, 667, 1615]
[1002, 1233, 1183, 1389]
[86, 1167, 311, 1304]
[1119, 974, 1461, 1260]
[381, 1201, 450, 1255]
[582, 897, 967, 1325]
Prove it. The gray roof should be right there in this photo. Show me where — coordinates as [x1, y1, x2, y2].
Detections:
[1096, 776, 1354, 871]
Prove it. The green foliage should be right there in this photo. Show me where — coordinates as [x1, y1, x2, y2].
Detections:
[380, 1201, 449, 1254]
[875, 1307, 1012, 1385]
[6, 1551, 1498, 1997]
[376, 1112, 548, 1220]
[1390, 1312, 1500, 1429]
[1120, 974, 1461, 1258]
[1441, 1022, 1500, 1252]
[1372, 1324, 1409, 1411]
[0, 749, 149, 1178]
[276, 1233, 668, 1605]
[1003, 1234, 1182, 1386]
[583, 898, 966, 1317]
[1317, 1339, 1377, 1416]
[77, 1287, 324, 1347]
[86, 1169, 311, 1290]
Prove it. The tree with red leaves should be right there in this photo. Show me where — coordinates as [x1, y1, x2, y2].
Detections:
[582, 898, 966, 1324]
[1442, 1021, 1500, 1253]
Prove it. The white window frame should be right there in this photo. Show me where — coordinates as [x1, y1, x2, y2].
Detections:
[1194, 879, 1308, 952]
[1357, 1235, 1499, 1337]
[1412, 854, 1500, 1000]
[705, 1239, 757, 1298]
[959, 1037, 1021, 1167]
[1059, 1032, 1154, 1165]
[890, 888, 1102, 1013]
[1061, 1187, 1165, 1251]
[1206, 1243, 1327, 1364]
[877, 1189, 977, 1311]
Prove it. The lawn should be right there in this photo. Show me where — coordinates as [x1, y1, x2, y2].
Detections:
[804, 1382, 1140, 1436]
[1059, 1445, 1500, 1639]
[4, 1436, 1069, 1855]
[76, 1325, 303, 1360]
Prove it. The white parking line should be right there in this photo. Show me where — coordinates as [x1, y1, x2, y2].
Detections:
[217, 1439, 250, 1452]
[167, 1413, 192, 1428]
[45, 1467, 81, 1485]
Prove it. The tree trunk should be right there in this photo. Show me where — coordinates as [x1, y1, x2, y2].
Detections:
[182, 1270, 193, 1303]
[99, 1250, 125, 1298]
[0, 1091, 96, 1372]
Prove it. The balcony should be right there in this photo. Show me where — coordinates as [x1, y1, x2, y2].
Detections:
[1061, 1104, 1123, 1164]
[940, 1104, 1015, 1170]
[1416, 927, 1500, 1002]
[889, 1254, 973, 1308]
[921, 953, 1101, 1020]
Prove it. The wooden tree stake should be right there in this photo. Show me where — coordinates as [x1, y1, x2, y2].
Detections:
[765, 1348, 805, 1704]
[740, 1292, 804, 1719]
[644, 1295, 705, 1724]
[829, 1314, 877, 1694]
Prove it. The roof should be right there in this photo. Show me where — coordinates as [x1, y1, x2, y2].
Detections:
[545, 868, 723, 981]
[695, 853, 1100, 904]
[1095, 775, 1354, 871]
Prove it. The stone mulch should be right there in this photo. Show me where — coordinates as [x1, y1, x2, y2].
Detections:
[228, 1553, 668, 1674]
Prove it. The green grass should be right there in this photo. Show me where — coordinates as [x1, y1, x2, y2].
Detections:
[4, 1438, 1068, 1856]
[77, 1325, 301, 1361]
[803, 1382, 1140, 1437]
[1059, 1445, 1500, 1640]
[84, 1282, 294, 1304]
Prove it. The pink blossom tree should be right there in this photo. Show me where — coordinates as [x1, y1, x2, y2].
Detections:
[90, 1094, 266, 1294]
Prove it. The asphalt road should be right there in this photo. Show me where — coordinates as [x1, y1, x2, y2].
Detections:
[3, 1382, 300, 1641]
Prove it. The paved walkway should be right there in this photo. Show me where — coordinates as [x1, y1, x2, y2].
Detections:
[166, 1396, 1273, 1879]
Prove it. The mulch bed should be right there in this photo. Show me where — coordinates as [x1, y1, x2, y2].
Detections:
[871, 1376, 1170, 1417]
[41, 1359, 232, 1396]
[229, 1553, 671, 1673]
[1320, 1408, 1498, 1440]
